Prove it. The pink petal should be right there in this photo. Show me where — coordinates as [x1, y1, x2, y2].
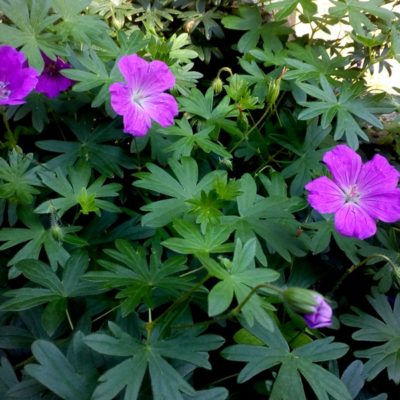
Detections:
[305, 176, 345, 214]
[334, 204, 377, 239]
[109, 82, 131, 115]
[360, 190, 400, 223]
[110, 82, 152, 136]
[144, 60, 176, 92]
[122, 105, 152, 136]
[323, 145, 362, 189]
[118, 55, 175, 93]
[357, 154, 400, 195]
[140, 93, 178, 128]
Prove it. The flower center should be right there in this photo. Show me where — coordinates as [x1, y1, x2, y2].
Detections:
[0, 81, 11, 100]
[131, 89, 145, 108]
[344, 184, 361, 204]
[45, 62, 59, 77]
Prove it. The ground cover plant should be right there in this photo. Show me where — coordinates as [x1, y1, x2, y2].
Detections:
[1, 0, 400, 398]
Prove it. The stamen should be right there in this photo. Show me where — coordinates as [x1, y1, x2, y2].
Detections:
[0, 81, 11, 100]
[344, 184, 361, 204]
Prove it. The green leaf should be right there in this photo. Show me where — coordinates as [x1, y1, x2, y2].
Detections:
[35, 164, 121, 217]
[85, 240, 191, 316]
[25, 340, 93, 400]
[0, 149, 42, 205]
[223, 174, 308, 264]
[163, 117, 231, 159]
[134, 157, 224, 227]
[162, 220, 234, 256]
[36, 119, 135, 178]
[0, 207, 74, 268]
[0, 0, 59, 71]
[15, 259, 64, 294]
[297, 77, 387, 149]
[178, 88, 240, 137]
[341, 289, 400, 384]
[203, 239, 279, 329]
[85, 322, 224, 400]
[223, 321, 351, 400]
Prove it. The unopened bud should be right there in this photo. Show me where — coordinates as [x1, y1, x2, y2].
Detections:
[51, 225, 64, 241]
[283, 287, 319, 314]
[212, 77, 224, 94]
[267, 78, 281, 106]
[283, 288, 333, 329]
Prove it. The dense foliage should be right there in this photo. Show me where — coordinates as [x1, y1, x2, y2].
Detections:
[1, 0, 400, 399]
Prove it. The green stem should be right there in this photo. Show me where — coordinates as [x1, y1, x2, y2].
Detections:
[231, 283, 283, 316]
[65, 308, 74, 331]
[146, 274, 211, 336]
[230, 104, 273, 153]
[92, 304, 121, 323]
[2, 110, 17, 148]
[331, 253, 400, 294]
[173, 282, 284, 331]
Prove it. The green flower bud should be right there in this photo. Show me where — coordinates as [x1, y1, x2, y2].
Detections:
[283, 287, 319, 314]
[212, 77, 224, 95]
[267, 78, 281, 106]
[51, 225, 64, 242]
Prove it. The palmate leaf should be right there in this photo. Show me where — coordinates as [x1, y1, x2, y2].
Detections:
[221, 5, 291, 53]
[52, 0, 115, 53]
[162, 219, 234, 256]
[163, 117, 231, 159]
[297, 76, 388, 149]
[35, 164, 122, 217]
[341, 289, 400, 384]
[25, 334, 98, 400]
[0, 207, 77, 270]
[0, 0, 60, 71]
[283, 44, 352, 82]
[62, 47, 114, 107]
[222, 173, 308, 265]
[329, 0, 394, 36]
[84, 239, 192, 316]
[264, 0, 317, 20]
[199, 239, 280, 330]
[280, 119, 330, 196]
[133, 157, 225, 227]
[178, 88, 241, 137]
[0, 149, 42, 205]
[84, 322, 225, 400]
[0, 251, 100, 335]
[36, 119, 135, 177]
[222, 321, 351, 400]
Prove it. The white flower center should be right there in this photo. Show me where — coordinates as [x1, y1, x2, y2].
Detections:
[344, 184, 361, 204]
[131, 89, 144, 108]
[0, 81, 11, 100]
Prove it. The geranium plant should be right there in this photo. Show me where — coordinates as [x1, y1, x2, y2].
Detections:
[0, 0, 400, 399]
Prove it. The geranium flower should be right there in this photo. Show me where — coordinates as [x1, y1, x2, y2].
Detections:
[35, 53, 73, 98]
[303, 295, 333, 329]
[0, 45, 38, 106]
[305, 144, 400, 239]
[109, 54, 178, 136]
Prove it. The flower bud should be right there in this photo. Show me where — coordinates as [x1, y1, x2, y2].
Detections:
[266, 78, 281, 106]
[303, 294, 333, 329]
[283, 287, 319, 314]
[51, 225, 64, 241]
[211, 77, 224, 94]
[283, 288, 333, 329]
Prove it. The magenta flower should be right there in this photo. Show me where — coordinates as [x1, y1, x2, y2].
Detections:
[109, 54, 178, 136]
[303, 295, 333, 329]
[35, 53, 73, 98]
[305, 145, 400, 240]
[0, 45, 38, 106]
